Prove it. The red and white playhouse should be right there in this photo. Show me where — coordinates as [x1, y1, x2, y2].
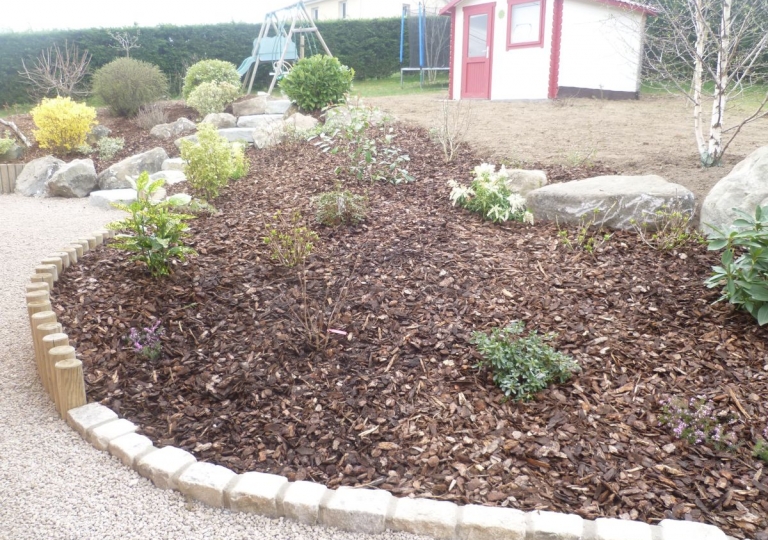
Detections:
[439, 0, 656, 100]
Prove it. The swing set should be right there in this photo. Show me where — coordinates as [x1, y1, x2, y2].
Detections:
[238, 1, 332, 95]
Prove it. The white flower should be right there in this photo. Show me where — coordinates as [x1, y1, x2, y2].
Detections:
[507, 192, 526, 213]
[495, 164, 510, 181]
[473, 163, 495, 178]
[523, 211, 535, 225]
[449, 184, 474, 206]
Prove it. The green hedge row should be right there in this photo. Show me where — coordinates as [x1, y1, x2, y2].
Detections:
[0, 18, 405, 106]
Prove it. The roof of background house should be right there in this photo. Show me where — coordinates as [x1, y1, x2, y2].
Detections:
[439, 0, 658, 16]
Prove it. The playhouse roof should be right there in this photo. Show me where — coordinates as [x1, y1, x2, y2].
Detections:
[439, 0, 658, 16]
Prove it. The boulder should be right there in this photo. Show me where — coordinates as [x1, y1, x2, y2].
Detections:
[700, 146, 768, 234]
[265, 100, 291, 115]
[0, 143, 25, 162]
[233, 96, 268, 116]
[253, 121, 286, 149]
[150, 170, 187, 185]
[201, 113, 237, 129]
[89, 188, 137, 209]
[150, 117, 196, 140]
[86, 125, 111, 145]
[14, 155, 64, 197]
[162, 158, 185, 171]
[97, 147, 168, 190]
[285, 113, 319, 132]
[175, 128, 257, 148]
[505, 169, 547, 196]
[526, 175, 695, 231]
[236, 114, 285, 129]
[46, 159, 98, 198]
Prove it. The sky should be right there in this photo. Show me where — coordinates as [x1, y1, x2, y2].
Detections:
[0, 1, 274, 33]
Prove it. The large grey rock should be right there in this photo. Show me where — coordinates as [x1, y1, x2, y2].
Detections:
[253, 121, 286, 149]
[46, 159, 98, 198]
[161, 158, 185, 171]
[150, 170, 186, 185]
[700, 146, 768, 234]
[236, 114, 284, 128]
[265, 99, 291, 115]
[526, 175, 695, 231]
[0, 142, 25, 161]
[201, 113, 237, 129]
[150, 117, 196, 140]
[14, 155, 64, 197]
[285, 112, 319, 132]
[89, 189, 137, 209]
[175, 128, 256, 148]
[232, 96, 268, 116]
[86, 125, 111, 145]
[97, 147, 168, 190]
[505, 169, 547, 196]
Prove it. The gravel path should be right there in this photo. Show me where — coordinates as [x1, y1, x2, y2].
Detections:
[0, 195, 426, 540]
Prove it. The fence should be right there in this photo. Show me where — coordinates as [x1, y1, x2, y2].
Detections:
[0, 163, 24, 194]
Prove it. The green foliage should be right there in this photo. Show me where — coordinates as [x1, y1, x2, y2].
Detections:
[705, 205, 768, 325]
[557, 209, 612, 254]
[180, 123, 241, 201]
[230, 142, 249, 180]
[471, 321, 579, 402]
[108, 172, 196, 277]
[262, 210, 318, 267]
[92, 57, 168, 117]
[312, 186, 367, 226]
[449, 163, 532, 223]
[96, 136, 124, 160]
[186, 81, 241, 116]
[0, 136, 15, 154]
[630, 202, 702, 251]
[279, 55, 354, 112]
[754, 436, 768, 463]
[182, 59, 241, 99]
[31, 96, 97, 152]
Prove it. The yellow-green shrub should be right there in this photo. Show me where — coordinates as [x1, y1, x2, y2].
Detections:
[31, 97, 97, 152]
[180, 123, 239, 201]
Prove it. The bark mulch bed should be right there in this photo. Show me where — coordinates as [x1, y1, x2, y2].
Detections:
[53, 124, 767, 539]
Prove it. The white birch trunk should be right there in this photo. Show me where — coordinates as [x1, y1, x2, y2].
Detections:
[707, 0, 732, 165]
[692, 0, 708, 164]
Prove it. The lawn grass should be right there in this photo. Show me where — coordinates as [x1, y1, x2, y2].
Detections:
[350, 72, 449, 98]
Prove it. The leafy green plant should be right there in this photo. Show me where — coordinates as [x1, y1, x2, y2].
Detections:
[754, 430, 768, 463]
[96, 136, 124, 160]
[659, 397, 737, 451]
[186, 81, 241, 116]
[263, 210, 318, 268]
[182, 59, 241, 99]
[705, 205, 768, 325]
[630, 202, 702, 251]
[180, 123, 238, 201]
[0, 135, 15, 154]
[449, 163, 532, 223]
[108, 172, 196, 277]
[312, 186, 367, 226]
[279, 54, 354, 112]
[126, 320, 164, 362]
[30, 96, 97, 152]
[557, 209, 612, 254]
[230, 141, 249, 180]
[92, 57, 168, 117]
[471, 321, 579, 401]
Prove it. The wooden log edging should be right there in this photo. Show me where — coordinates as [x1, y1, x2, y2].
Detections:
[26, 231, 742, 540]
[0, 163, 24, 194]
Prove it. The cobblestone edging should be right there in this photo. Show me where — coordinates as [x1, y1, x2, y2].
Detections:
[29, 234, 744, 540]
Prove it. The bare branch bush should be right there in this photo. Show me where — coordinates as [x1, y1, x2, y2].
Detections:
[133, 102, 167, 130]
[644, 0, 768, 166]
[108, 29, 141, 58]
[430, 99, 472, 162]
[19, 41, 91, 99]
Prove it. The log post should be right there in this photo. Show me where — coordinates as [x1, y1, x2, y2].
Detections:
[50, 251, 71, 270]
[91, 232, 104, 246]
[27, 300, 52, 320]
[96, 229, 113, 240]
[25, 290, 50, 305]
[81, 236, 97, 250]
[62, 246, 78, 265]
[55, 357, 86, 417]
[35, 264, 58, 282]
[48, 345, 76, 414]
[30, 311, 57, 378]
[75, 239, 90, 254]
[31, 272, 54, 289]
[38, 325, 64, 393]
[69, 243, 84, 258]
[26, 281, 50, 294]
[40, 257, 64, 277]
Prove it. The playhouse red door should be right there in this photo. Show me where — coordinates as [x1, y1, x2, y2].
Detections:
[461, 3, 494, 99]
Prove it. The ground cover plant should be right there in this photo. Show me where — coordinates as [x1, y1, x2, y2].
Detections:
[50, 116, 768, 539]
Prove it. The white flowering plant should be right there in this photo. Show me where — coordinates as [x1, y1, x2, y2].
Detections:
[186, 81, 241, 116]
[448, 163, 533, 224]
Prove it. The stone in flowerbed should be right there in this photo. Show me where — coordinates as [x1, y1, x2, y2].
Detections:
[53, 125, 767, 539]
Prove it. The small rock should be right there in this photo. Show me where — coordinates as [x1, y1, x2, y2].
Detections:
[150, 118, 196, 140]
[86, 125, 111, 145]
[662, 443, 676, 454]
[200, 113, 236, 129]
[233, 96, 268, 116]
[427, 456, 439, 467]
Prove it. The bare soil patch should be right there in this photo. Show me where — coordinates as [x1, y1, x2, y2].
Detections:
[50, 122, 768, 538]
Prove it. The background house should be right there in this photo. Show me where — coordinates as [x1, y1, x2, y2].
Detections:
[306, 0, 448, 20]
[440, 0, 655, 100]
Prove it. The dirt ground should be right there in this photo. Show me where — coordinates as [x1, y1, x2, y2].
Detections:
[367, 92, 768, 204]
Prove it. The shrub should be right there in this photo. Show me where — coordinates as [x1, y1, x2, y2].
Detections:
[279, 55, 354, 112]
[133, 102, 167, 129]
[630, 201, 702, 251]
[180, 123, 238, 201]
[182, 59, 241, 99]
[108, 172, 196, 277]
[557, 209, 612, 254]
[92, 57, 168, 117]
[31, 96, 97, 152]
[471, 321, 579, 401]
[705, 205, 768, 325]
[186, 81, 241, 116]
[449, 163, 533, 223]
[96, 136, 124, 160]
[312, 187, 367, 226]
[0, 135, 15, 155]
[230, 142, 249, 180]
[263, 210, 318, 267]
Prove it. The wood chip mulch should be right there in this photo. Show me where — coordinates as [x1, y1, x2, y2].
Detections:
[53, 124, 767, 539]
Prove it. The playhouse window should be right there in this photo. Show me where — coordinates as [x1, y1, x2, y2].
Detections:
[339, 1, 347, 19]
[507, 0, 546, 48]
[312, 8, 319, 20]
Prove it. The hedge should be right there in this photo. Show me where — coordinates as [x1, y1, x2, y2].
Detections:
[0, 18, 405, 106]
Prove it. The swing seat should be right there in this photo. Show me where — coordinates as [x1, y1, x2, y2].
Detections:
[238, 37, 299, 78]
[270, 60, 293, 80]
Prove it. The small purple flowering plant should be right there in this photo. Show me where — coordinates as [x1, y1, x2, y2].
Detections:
[659, 396, 737, 451]
[126, 319, 164, 362]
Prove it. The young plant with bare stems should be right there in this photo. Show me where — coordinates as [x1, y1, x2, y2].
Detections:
[430, 99, 472, 162]
[19, 41, 91, 98]
[108, 29, 141, 58]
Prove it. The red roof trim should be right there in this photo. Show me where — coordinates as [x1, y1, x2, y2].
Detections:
[441, 0, 656, 16]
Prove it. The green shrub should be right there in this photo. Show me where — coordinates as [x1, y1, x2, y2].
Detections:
[279, 55, 354, 112]
[630, 201, 702, 251]
[0, 136, 15, 155]
[449, 163, 533, 223]
[97, 136, 124, 160]
[312, 187, 367, 226]
[230, 142, 249, 180]
[182, 59, 241, 99]
[180, 123, 238, 201]
[705, 205, 768, 325]
[31, 96, 97, 152]
[557, 209, 612, 254]
[471, 321, 580, 401]
[262, 210, 318, 267]
[186, 81, 241, 116]
[92, 57, 168, 117]
[108, 172, 196, 277]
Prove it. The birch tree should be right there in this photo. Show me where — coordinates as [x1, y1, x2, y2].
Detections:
[644, 0, 768, 166]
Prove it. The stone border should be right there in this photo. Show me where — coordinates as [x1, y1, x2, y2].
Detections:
[26, 228, 744, 540]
